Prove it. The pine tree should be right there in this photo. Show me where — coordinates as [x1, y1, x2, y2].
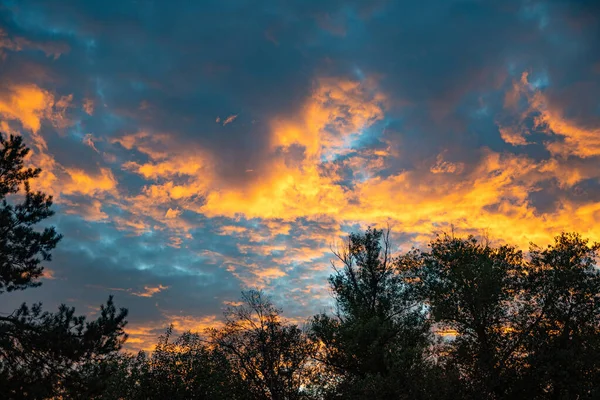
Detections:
[0, 133, 128, 399]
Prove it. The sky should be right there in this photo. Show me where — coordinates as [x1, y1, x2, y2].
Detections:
[1, 0, 599, 351]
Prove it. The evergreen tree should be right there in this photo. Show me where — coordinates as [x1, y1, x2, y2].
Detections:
[0, 133, 128, 399]
[311, 228, 431, 399]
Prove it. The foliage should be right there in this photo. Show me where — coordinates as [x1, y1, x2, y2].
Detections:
[0, 133, 128, 399]
[209, 290, 317, 400]
[311, 228, 432, 399]
[521, 233, 600, 399]
[89, 327, 245, 400]
[399, 232, 600, 399]
[0, 134, 61, 293]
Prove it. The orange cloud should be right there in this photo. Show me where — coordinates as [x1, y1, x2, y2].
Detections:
[78, 73, 600, 274]
[115, 131, 211, 184]
[0, 84, 56, 132]
[503, 72, 600, 158]
[83, 134, 100, 152]
[64, 199, 109, 221]
[222, 114, 237, 126]
[217, 225, 248, 236]
[83, 98, 94, 115]
[270, 77, 386, 158]
[112, 131, 171, 160]
[123, 312, 226, 352]
[430, 153, 465, 174]
[107, 74, 600, 253]
[62, 167, 118, 196]
[201, 77, 386, 220]
[165, 208, 182, 219]
[0, 84, 100, 203]
[132, 285, 169, 298]
[532, 99, 600, 158]
[498, 126, 529, 146]
[202, 161, 347, 219]
[123, 156, 206, 180]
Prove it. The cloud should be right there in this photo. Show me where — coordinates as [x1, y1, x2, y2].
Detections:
[62, 167, 117, 196]
[0, 84, 64, 133]
[82, 133, 99, 152]
[501, 71, 600, 158]
[270, 77, 386, 158]
[0, 27, 69, 60]
[198, 77, 386, 220]
[63, 199, 109, 221]
[2, 0, 600, 352]
[82, 98, 94, 115]
[0, 84, 112, 204]
[124, 314, 221, 351]
[498, 126, 529, 146]
[430, 153, 465, 174]
[132, 285, 170, 298]
[222, 114, 237, 126]
[165, 208, 182, 219]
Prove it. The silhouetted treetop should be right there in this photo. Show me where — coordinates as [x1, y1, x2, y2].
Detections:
[0, 132, 128, 400]
[0, 133, 61, 292]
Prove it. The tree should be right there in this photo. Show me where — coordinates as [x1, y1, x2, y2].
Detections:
[0, 134, 60, 292]
[311, 228, 431, 399]
[209, 290, 317, 400]
[91, 327, 245, 400]
[0, 133, 128, 399]
[399, 232, 600, 400]
[399, 233, 528, 399]
[520, 233, 600, 399]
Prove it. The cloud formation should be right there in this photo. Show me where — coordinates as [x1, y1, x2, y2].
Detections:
[1, 0, 599, 351]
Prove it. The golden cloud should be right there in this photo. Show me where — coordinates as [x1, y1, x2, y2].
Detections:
[112, 74, 600, 253]
[132, 285, 170, 298]
[123, 313, 222, 353]
[62, 167, 118, 196]
[503, 72, 600, 158]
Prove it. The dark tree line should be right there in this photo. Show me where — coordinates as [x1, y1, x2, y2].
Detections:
[1, 133, 600, 399]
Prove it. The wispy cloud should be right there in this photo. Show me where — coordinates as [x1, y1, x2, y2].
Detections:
[222, 114, 237, 126]
[132, 285, 170, 298]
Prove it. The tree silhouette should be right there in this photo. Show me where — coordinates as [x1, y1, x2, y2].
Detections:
[0, 134, 60, 292]
[311, 228, 431, 399]
[95, 327, 245, 400]
[68, 226, 600, 400]
[399, 233, 529, 398]
[209, 290, 317, 400]
[521, 233, 600, 399]
[0, 133, 128, 399]
[400, 232, 600, 399]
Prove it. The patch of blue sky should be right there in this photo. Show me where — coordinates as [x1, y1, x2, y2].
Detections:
[528, 71, 550, 90]
[320, 118, 389, 163]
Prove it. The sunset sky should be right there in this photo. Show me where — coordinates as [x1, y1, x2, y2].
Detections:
[1, 0, 599, 351]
